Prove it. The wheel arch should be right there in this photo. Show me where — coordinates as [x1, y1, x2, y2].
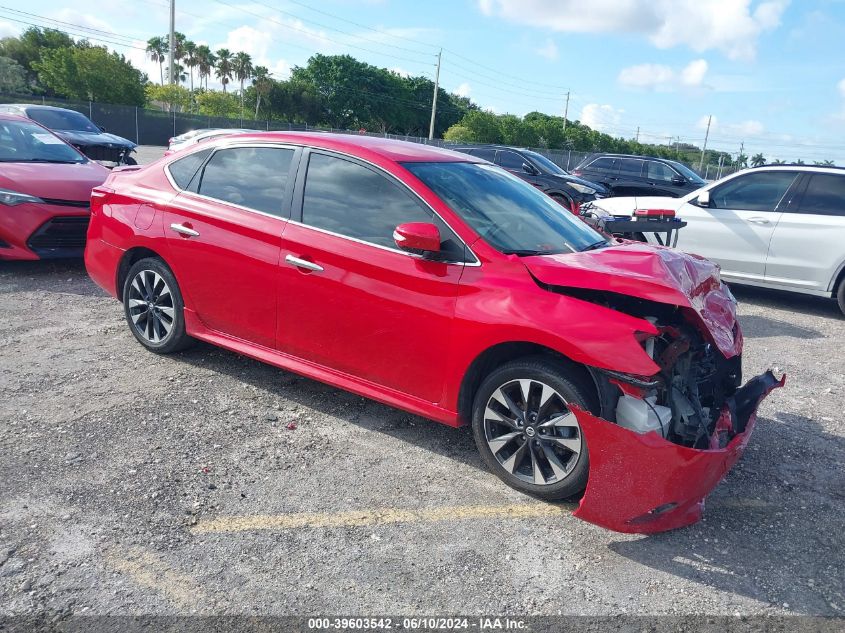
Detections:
[456, 341, 606, 426]
[116, 246, 167, 301]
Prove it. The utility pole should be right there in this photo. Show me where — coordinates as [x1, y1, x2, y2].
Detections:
[428, 49, 441, 141]
[635, 126, 639, 143]
[562, 91, 570, 135]
[738, 141, 745, 168]
[675, 136, 681, 158]
[699, 115, 712, 172]
[168, 0, 176, 85]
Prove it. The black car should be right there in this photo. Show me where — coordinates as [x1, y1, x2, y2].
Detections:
[572, 153, 706, 198]
[0, 104, 137, 165]
[453, 145, 609, 211]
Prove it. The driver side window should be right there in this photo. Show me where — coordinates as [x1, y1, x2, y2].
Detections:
[709, 171, 799, 211]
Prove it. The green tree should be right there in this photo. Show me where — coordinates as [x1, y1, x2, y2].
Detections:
[735, 153, 749, 168]
[196, 45, 215, 91]
[0, 27, 75, 90]
[145, 83, 191, 112]
[183, 40, 198, 95]
[35, 44, 146, 105]
[751, 152, 766, 167]
[0, 56, 29, 93]
[251, 65, 271, 119]
[215, 48, 233, 92]
[146, 36, 168, 85]
[195, 89, 239, 117]
[443, 110, 502, 143]
[233, 51, 253, 120]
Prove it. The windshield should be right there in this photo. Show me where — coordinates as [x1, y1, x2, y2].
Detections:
[668, 160, 706, 184]
[523, 150, 567, 175]
[27, 108, 99, 132]
[404, 162, 606, 255]
[0, 119, 86, 163]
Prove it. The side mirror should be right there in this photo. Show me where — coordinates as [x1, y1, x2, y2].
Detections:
[522, 162, 536, 175]
[697, 190, 711, 207]
[672, 175, 686, 185]
[393, 222, 441, 254]
[97, 125, 106, 132]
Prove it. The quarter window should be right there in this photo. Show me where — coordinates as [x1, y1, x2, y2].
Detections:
[301, 153, 465, 259]
[496, 150, 526, 170]
[168, 148, 211, 190]
[197, 147, 295, 216]
[709, 171, 798, 212]
[586, 157, 616, 171]
[797, 174, 845, 217]
[470, 148, 496, 161]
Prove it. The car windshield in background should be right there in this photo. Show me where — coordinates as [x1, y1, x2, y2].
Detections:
[404, 161, 606, 255]
[523, 150, 567, 175]
[26, 108, 99, 132]
[0, 120, 85, 163]
[670, 160, 706, 184]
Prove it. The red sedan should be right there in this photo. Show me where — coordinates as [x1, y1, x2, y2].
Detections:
[84, 132, 782, 533]
[0, 114, 108, 261]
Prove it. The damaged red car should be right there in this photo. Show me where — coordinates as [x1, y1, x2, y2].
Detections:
[84, 133, 782, 533]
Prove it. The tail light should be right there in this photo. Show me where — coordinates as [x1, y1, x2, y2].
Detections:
[635, 208, 676, 218]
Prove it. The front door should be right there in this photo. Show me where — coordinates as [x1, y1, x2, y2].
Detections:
[277, 151, 470, 403]
[163, 145, 298, 347]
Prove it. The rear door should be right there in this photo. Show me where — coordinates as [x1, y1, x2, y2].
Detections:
[162, 144, 299, 347]
[764, 172, 845, 292]
[675, 170, 800, 280]
[613, 158, 646, 196]
[645, 161, 682, 197]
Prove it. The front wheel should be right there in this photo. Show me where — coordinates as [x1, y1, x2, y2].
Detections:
[550, 194, 573, 212]
[837, 277, 845, 317]
[471, 357, 597, 500]
[122, 257, 193, 354]
[122, 154, 137, 165]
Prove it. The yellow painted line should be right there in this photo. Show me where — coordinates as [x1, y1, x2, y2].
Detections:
[191, 502, 577, 534]
[106, 547, 206, 610]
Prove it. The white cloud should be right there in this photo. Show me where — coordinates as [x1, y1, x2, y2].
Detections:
[696, 114, 765, 137]
[0, 20, 18, 38]
[535, 39, 559, 60]
[580, 103, 624, 132]
[476, 0, 789, 61]
[389, 67, 411, 78]
[455, 82, 472, 98]
[618, 59, 707, 90]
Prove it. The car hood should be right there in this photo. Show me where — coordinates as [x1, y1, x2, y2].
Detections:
[552, 173, 608, 194]
[521, 242, 741, 357]
[54, 129, 136, 149]
[0, 161, 109, 202]
[591, 195, 686, 216]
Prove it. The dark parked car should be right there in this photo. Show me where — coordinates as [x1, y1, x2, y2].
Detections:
[453, 145, 608, 211]
[572, 153, 706, 198]
[0, 104, 137, 166]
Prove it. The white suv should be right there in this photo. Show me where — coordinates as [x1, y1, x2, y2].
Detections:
[593, 165, 845, 315]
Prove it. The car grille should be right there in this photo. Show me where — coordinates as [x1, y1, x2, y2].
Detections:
[27, 217, 89, 257]
[42, 198, 90, 208]
[76, 144, 124, 163]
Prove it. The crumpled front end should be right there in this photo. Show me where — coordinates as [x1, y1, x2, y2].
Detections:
[573, 371, 784, 533]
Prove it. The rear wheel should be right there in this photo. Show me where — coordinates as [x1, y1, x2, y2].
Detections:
[122, 257, 193, 354]
[471, 357, 597, 500]
[837, 277, 845, 316]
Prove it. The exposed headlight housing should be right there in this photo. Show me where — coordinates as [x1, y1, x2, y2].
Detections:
[0, 188, 44, 206]
[569, 182, 597, 195]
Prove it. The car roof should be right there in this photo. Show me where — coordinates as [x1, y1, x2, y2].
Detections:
[212, 131, 482, 163]
[0, 104, 77, 113]
[0, 112, 32, 121]
[589, 153, 672, 161]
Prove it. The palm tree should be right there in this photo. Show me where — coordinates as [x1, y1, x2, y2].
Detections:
[183, 40, 199, 96]
[771, 159, 786, 164]
[751, 153, 765, 167]
[252, 65, 271, 119]
[814, 159, 836, 166]
[146, 36, 169, 85]
[195, 45, 215, 91]
[233, 51, 254, 121]
[165, 63, 187, 86]
[215, 48, 233, 92]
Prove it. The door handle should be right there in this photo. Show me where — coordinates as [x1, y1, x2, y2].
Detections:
[285, 254, 324, 273]
[170, 223, 200, 237]
[747, 217, 771, 225]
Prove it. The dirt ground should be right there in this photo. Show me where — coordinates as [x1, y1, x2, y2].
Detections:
[1, 253, 843, 623]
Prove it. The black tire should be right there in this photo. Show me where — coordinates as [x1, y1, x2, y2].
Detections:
[122, 257, 193, 354]
[550, 193, 573, 212]
[123, 155, 138, 166]
[471, 356, 598, 501]
[837, 277, 845, 317]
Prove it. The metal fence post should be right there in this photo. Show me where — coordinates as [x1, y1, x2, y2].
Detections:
[135, 107, 139, 144]
[89, 101, 92, 120]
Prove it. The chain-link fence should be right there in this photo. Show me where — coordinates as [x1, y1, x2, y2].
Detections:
[1, 93, 737, 178]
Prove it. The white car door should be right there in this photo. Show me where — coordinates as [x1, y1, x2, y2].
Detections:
[764, 172, 845, 294]
[674, 170, 801, 281]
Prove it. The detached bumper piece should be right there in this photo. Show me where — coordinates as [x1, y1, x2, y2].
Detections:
[572, 370, 785, 534]
[26, 216, 90, 259]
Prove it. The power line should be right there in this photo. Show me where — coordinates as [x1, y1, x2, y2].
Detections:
[0, 6, 144, 45]
[0, 13, 148, 51]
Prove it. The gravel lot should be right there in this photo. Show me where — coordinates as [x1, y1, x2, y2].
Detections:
[0, 145, 843, 623]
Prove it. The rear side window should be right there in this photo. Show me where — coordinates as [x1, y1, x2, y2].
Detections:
[646, 161, 677, 182]
[302, 153, 433, 249]
[797, 174, 845, 216]
[617, 158, 644, 177]
[496, 150, 525, 170]
[168, 148, 211, 190]
[197, 147, 295, 216]
[710, 171, 798, 212]
[586, 157, 616, 171]
[470, 148, 496, 161]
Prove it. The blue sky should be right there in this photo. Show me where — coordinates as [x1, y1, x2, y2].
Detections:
[3, 0, 845, 163]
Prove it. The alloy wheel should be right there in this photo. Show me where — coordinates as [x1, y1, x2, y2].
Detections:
[127, 269, 175, 344]
[483, 378, 582, 485]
